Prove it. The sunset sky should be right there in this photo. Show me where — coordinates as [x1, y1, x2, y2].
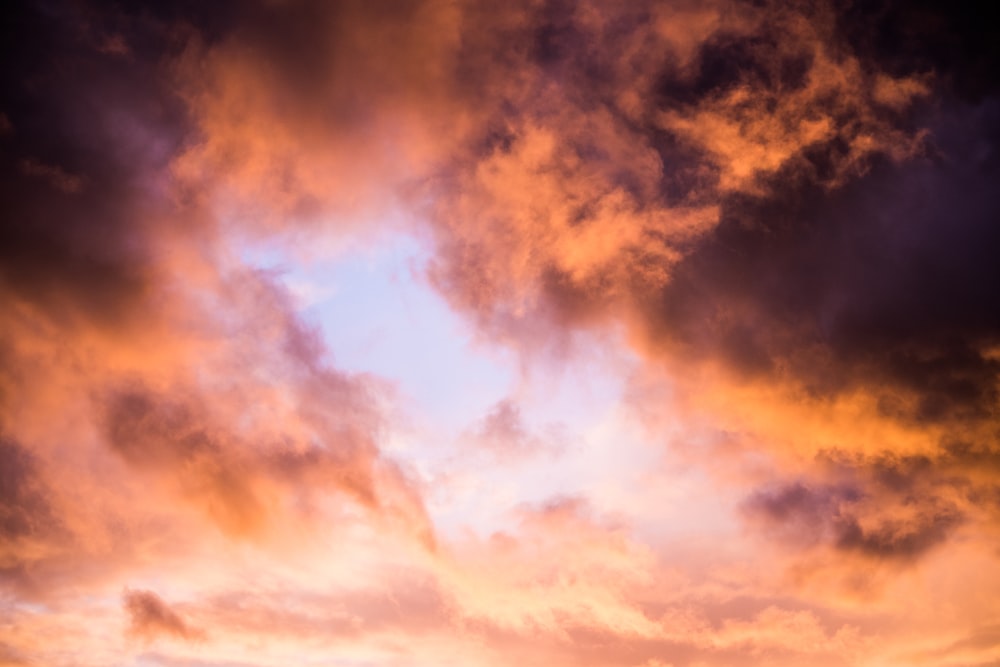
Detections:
[2, 1, 999, 665]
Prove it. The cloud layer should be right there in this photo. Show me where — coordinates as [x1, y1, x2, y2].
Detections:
[1, 0, 998, 665]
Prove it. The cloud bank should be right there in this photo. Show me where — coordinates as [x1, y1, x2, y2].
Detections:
[1, 0, 998, 665]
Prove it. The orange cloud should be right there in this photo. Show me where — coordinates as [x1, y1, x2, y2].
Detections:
[124, 588, 206, 641]
[1, 1, 999, 665]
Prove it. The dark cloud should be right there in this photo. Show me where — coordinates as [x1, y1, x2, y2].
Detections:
[0, 0, 188, 325]
[741, 441, 998, 561]
[124, 588, 205, 641]
[837, 0, 1000, 103]
[646, 98, 1000, 422]
[745, 480, 962, 561]
[833, 506, 962, 560]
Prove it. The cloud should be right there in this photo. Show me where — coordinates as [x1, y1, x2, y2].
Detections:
[18, 159, 85, 194]
[0, 437, 56, 546]
[0, 0, 432, 598]
[463, 398, 568, 460]
[0, 1, 193, 329]
[1, 0, 998, 665]
[743, 478, 964, 561]
[97, 370, 429, 541]
[0, 642, 30, 667]
[124, 589, 206, 641]
[404, 0, 1000, 573]
[170, 0, 467, 238]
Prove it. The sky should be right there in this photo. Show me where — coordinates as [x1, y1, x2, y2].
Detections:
[1, 1, 999, 665]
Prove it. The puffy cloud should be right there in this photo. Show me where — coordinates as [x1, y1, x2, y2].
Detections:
[1, 0, 998, 665]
